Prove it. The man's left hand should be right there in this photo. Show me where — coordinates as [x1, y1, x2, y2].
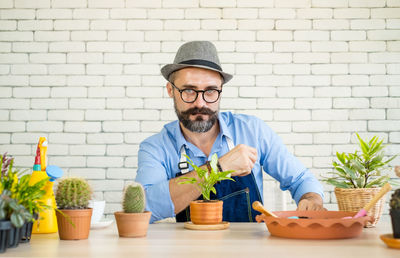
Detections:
[297, 192, 326, 211]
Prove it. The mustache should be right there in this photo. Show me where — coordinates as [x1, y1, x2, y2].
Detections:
[181, 107, 216, 116]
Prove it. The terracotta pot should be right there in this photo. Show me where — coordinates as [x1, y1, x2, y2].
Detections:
[190, 200, 223, 225]
[114, 211, 151, 237]
[56, 208, 92, 240]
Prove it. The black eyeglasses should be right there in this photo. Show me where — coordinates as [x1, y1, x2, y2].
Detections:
[169, 82, 222, 103]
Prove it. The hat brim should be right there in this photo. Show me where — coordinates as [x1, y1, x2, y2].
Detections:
[161, 63, 233, 84]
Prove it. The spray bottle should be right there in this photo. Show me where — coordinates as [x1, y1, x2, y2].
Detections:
[30, 137, 63, 233]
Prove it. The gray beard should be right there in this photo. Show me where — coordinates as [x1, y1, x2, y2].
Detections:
[174, 101, 218, 133]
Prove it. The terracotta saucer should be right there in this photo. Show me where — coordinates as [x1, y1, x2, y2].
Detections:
[380, 234, 400, 249]
[184, 221, 230, 230]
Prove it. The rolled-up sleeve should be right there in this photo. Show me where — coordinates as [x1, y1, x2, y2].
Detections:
[135, 141, 175, 223]
[259, 120, 324, 204]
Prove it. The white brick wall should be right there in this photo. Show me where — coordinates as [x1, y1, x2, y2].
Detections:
[1, 0, 399, 219]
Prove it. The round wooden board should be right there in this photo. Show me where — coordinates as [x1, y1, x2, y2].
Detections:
[184, 221, 230, 230]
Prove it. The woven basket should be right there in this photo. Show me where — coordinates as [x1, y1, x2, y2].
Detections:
[334, 187, 386, 227]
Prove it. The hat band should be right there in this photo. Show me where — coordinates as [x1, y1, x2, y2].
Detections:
[178, 59, 222, 71]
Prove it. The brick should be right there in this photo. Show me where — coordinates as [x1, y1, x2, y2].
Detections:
[0, 54, 28, 64]
[48, 110, 84, 121]
[87, 42, 123, 52]
[108, 31, 144, 41]
[353, 86, 388, 97]
[388, 64, 400, 75]
[123, 109, 160, 120]
[67, 76, 102, 86]
[165, 20, 200, 30]
[51, 87, 87, 97]
[104, 75, 140, 86]
[13, 42, 48, 53]
[49, 42, 85, 52]
[312, 64, 348, 75]
[36, 9, 72, 19]
[110, 9, 147, 19]
[0, 9, 35, 19]
[85, 110, 122, 121]
[50, 156, 86, 167]
[388, 0, 400, 7]
[390, 86, 400, 96]
[312, 41, 348, 52]
[333, 98, 369, 108]
[52, 0, 86, 8]
[142, 53, 173, 64]
[88, 87, 125, 98]
[294, 30, 329, 41]
[145, 31, 181, 41]
[331, 53, 367, 63]
[274, 64, 310, 75]
[297, 8, 332, 18]
[0, 122, 25, 132]
[35, 31, 69, 41]
[276, 19, 312, 30]
[200, 0, 235, 7]
[350, 109, 386, 120]
[371, 75, 400, 86]
[388, 109, 400, 119]
[351, 19, 385, 29]
[236, 64, 272, 75]
[107, 98, 143, 109]
[70, 168, 105, 179]
[30, 53, 66, 64]
[236, 42, 272, 52]
[103, 121, 140, 132]
[125, 42, 160, 53]
[350, 64, 386, 74]
[313, 19, 349, 30]
[0, 0, 12, 8]
[70, 145, 105, 156]
[87, 133, 123, 144]
[293, 121, 329, 132]
[124, 64, 159, 75]
[106, 168, 134, 179]
[125, 132, 154, 144]
[295, 98, 332, 109]
[10, 133, 45, 144]
[144, 98, 173, 109]
[237, 0, 273, 7]
[371, 98, 400, 108]
[10, 110, 46, 121]
[259, 8, 296, 19]
[0, 43, 11, 52]
[274, 42, 310, 52]
[88, 0, 124, 7]
[107, 144, 139, 156]
[349, 0, 385, 7]
[54, 20, 89, 30]
[372, 8, 400, 18]
[127, 20, 162, 31]
[67, 53, 102, 64]
[239, 87, 275, 97]
[27, 121, 63, 132]
[257, 31, 292, 41]
[48, 133, 86, 144]
[49, 64, 85, 75]
[64, 122, 101, 132]
[369, 120, 400, 131]
[280, 133, 313, 145]
[334, 8, 370, 18]
[13, 87, 49, 98]
[0, 134, 10, 144]
[368, 30, 400, 40]
[277, 87, 313, 97]
[0, 87, 11, 97]
[294, 75, 330, 86]
[332, 75, 369, 86]
[295, 145, 332, 156]
[0, 75, 28, 86]
[160, 109, 177, 120]
[331, 30, 366, 41]
[387, 19, 400, 29]
[89, 179, 124, 191]
[256, 75, 291, 87]
[390, 132, 400, 143]
[185, 8, 221, 19]
[312, 110, 349, 120]
[87, 156, 123, 167]
[183, 31, 218, 41]
[0, 20, 17, 31]
[274, 110, 311, 121]
[11, 64, 47, 75]
[255, 53, 291, 63]
[0, 144, 31, 155]
[90, 20, 125, 30]
[293, 53, 329, 63]
[223, 8, 258, 19]
[330, 121, 367, 132]
[71, 31, 106, 41]
[314, 133, 350, 144]
[370, 53, 400, 63]
[140, 121, 167, 132]
[0, 32, 33, 42]
[73, 8, 109, 19]
[125, 0, 161, 7]
[31, 99, 68, 109]
[202, 19, 237, 30]
[18, 20, 53, 31]
[229, 75, 255, 87]
[148, 8, 184, 19]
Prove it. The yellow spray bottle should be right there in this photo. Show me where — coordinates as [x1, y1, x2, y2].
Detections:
[30, 137, 63, 233]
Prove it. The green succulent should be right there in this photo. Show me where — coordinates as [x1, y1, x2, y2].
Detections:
[55, 178, 92, 209]
[122, 182, 146, 213]
[325, 133, 398, 189]
[390, 189, 400, 210]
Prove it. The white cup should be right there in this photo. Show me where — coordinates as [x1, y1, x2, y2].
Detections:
[88, 200, 105, 225]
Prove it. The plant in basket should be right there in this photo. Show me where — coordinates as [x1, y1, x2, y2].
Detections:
[114, 182, 151, 237]
[178, 153, 235, 225]
[55, 177, 92, 240]
[324, 133, 398, 227]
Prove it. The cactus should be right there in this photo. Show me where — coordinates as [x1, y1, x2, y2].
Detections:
[122, 182, 146, 213]
[55, 178, 92, 209]
[390, 189, 400, 210]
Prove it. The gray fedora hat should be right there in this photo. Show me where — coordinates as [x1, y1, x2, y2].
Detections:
[161, 41, 233, 84]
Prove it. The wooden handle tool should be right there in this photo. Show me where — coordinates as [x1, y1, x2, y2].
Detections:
[252, 201, 278, 218]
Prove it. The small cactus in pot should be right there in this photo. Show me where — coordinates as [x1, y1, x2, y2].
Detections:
[389, 189, 400, 238]
[55, 178, 93, 240]
[115, 182, 151, 238]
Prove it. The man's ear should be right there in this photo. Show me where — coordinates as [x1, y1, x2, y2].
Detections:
[166, 82, 173, 97]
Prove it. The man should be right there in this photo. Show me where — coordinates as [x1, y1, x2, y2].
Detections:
[136, 41, 325, 223]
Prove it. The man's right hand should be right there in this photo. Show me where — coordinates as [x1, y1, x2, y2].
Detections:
[218, 144, 257, 177]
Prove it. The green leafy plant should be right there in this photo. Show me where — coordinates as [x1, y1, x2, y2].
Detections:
[390, 189, 400, 210]
[178, 153, 235, 201]
[123, 182, 145, 213]
[0, 190, 33, 228]
[325, 133, 397, 188]
[55, 178, 92, 209]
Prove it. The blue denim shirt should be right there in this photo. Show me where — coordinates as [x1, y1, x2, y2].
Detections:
[136, 112, 324, 223]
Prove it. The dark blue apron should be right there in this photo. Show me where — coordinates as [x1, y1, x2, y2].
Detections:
[175, 137, 263, 222]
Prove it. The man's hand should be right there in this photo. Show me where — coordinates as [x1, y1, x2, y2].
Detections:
[218, 144, 257, 177]
[297, 192, 326, 211]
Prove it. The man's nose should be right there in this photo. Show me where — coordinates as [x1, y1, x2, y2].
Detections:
[192, 92, 207, 107]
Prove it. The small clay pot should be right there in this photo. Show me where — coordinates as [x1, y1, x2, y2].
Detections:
[56, 208, 92, 240]
[190, 200, 223, 225]
[114, 211, 151, 237]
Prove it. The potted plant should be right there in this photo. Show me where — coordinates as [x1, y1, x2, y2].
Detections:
[178, 153, 234, 225]
[114, 182, 151, 237]
[325, 133, 397, 227]
[55, 177, 92, 240]
[390, 189, 400, 238]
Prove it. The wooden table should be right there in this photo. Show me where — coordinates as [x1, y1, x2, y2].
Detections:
[4, 222, 399, 257]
